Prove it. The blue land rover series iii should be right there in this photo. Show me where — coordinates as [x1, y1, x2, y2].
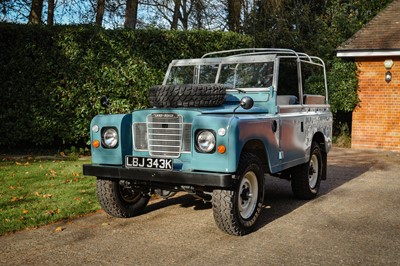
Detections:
[83, 48, 332, 235]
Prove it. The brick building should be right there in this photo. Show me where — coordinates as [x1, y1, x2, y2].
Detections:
[337, 0, 400, 151]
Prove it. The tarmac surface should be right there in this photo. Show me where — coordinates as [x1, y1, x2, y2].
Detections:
[1, 147, 400, 265]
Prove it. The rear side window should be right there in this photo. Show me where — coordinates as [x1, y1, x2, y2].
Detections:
[302, 62, 326, 105]
[277, 58, 299, 101]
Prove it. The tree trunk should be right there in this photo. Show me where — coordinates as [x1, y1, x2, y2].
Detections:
[96, 0, 106, 27]
[28, 0, 44, 24]
[193, 0, 204, 29]
[47, 0, 55, 25]
[180, 0, 188, 29]
[227, 0, 241, 32]
[125, 0, 139, 29]
[171, 0, 181, 29]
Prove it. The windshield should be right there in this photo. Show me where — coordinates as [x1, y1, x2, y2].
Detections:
[166, 61, 274, 90]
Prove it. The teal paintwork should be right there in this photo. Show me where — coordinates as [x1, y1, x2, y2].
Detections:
[88, 49, 332, 179]
[90, 91, 278, 173]
[90, 114, 132, 165]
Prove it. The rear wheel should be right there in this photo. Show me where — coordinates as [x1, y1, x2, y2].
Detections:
[96, 178, 150, 218]
[212, 153, 264, 236]
[291, 142, 322, 200]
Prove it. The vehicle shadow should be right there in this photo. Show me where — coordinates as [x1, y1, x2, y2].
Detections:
[143, 148, 384, 232]
[255, 149, 375, 230]
[144, 194, 211, 215]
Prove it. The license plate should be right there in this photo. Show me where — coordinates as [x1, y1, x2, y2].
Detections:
[125, 156, 172, 170]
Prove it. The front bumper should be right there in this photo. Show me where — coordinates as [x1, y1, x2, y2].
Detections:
[83, 164, 236, 188]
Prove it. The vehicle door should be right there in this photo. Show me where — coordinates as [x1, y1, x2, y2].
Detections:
[276, 57, 306, 169]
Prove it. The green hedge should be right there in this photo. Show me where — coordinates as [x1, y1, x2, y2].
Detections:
[0, 24, 252, 147]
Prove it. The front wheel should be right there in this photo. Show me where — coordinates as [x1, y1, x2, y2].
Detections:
[212, 153, 264, 236]
[291, 142, 323, 200]
[96, 178, 150, 218]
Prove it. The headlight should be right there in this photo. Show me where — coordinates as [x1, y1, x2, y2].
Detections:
[196, 130, 216, 153]
[102, 127, 118, 148]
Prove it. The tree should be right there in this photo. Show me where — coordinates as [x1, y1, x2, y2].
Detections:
[96, 0, 106, 26]
[28, 0, 44, 24]
[125, 0, 139, 29]
[47, 0, 55, 25]
[227, 0, 241, 32]
[171, 0, 181, 29]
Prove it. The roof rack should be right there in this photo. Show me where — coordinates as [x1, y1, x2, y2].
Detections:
[201, 48, 324, 67]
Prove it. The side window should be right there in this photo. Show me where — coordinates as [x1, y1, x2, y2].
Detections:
[302, 62, 326, 105]
[277, 58, 299, 105]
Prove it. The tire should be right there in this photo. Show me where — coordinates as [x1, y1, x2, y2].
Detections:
[291, 142, 323, 200]
[212, 153, 264, 236]
[96, 178, 150, 218]
[148, 84, 226, 108]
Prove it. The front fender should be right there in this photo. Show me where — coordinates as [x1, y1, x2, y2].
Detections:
[90, 114, 132, 165]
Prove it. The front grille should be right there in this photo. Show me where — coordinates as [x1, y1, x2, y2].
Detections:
[133, 113, 191, 158]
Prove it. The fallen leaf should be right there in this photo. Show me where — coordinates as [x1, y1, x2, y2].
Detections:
[43, 194, 52, 198]
[22, 209, 29, 214]
[15, 162, 21, 165]
[10, 196, 23, 202]
[54, 227, 64, 232]
[20, 216, 26, 220]
[25, 171, 29, 174]
[24, 162, 30, 166]
[8, 186, 16, 190]
[74, 197, 81, 201]
[72, 172, 80, 177]
[34, 191, 41, 197]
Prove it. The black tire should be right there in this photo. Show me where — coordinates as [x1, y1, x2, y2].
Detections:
[96, 178, 150, 218]
[291, 142, 323, 200]
[212, 153, 264, 236]
[148, 84, 226, 108]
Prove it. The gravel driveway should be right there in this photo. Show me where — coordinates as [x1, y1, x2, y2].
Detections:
[1, 147, 400, 265]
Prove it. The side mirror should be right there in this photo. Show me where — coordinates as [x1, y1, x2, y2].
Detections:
[240, 96, 254, 110]
[100, 96, 109, 108]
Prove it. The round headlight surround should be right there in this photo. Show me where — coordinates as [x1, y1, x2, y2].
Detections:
[102, 127, 118, 149]
[196, 130, 216, 153]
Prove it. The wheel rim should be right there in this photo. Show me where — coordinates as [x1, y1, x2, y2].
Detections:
[308, 154, 319, 189]
[118, 184, 141, 204]
[238, 171, 259, 220]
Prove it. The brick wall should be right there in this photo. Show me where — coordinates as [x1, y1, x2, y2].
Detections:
[352, 56, 400, 151]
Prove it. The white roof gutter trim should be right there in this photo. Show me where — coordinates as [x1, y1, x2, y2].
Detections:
[337, 50, 400, 57]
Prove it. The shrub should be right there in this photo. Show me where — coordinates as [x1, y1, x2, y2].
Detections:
[0, 24, 252, 148]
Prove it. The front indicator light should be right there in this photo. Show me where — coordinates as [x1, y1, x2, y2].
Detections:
[217, 145, 226, 154]
[92, 139, 100, 148]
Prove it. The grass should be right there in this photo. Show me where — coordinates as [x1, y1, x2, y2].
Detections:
[0, 157, 100, 235]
